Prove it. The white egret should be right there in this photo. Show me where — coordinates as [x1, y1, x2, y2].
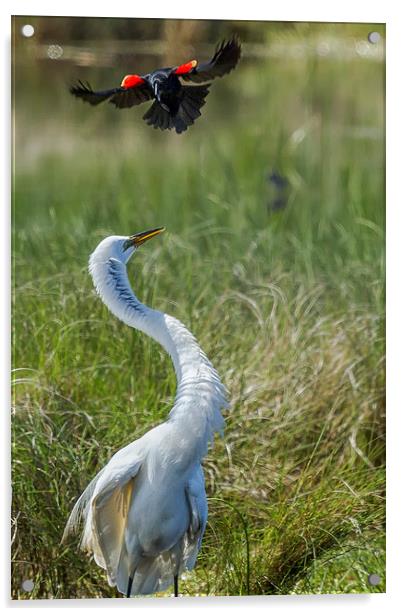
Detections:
[63, 228, 228, 597]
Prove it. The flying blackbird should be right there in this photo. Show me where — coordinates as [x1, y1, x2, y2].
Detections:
[70, 37, 241, 134]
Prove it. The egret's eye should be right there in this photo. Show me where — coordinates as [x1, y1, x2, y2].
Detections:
[123, 239, 132, 252]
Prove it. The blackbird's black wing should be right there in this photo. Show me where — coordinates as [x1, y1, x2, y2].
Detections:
[70, 80, 153, 108]
[180, 38, 241, 84]
[70, 81, 119, 105]
[109, 84, 153, 109]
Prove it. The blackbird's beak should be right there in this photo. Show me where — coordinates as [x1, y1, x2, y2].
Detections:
[129, 227, 165, 247]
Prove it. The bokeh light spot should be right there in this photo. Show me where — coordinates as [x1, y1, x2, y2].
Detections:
[47, 45, 64, 60]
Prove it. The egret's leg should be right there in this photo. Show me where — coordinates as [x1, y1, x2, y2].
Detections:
[127, 575, 134, 598]
[174, 575, 178, 597]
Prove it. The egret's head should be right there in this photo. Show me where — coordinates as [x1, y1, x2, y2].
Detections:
[91, 228, 165, 266]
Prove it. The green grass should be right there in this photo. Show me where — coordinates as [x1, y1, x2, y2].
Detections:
[12, 22, 385, 599]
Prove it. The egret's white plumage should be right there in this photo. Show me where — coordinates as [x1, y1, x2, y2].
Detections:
[63, 230, 228, 596]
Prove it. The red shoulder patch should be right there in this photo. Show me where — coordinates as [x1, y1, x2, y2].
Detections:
[174, 60, 198, 75]
[120, 74, 145, 89]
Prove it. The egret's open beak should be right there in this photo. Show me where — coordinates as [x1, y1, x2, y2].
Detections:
[130, 227, 165, 247]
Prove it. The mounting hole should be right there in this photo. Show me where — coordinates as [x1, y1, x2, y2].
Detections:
[368, 573, 381, 586]
[21, 24, 35, 38]
[21, 579, 34, 592]
[368, 31, 381, 44]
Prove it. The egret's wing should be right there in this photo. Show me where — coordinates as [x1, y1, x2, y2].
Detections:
[63, 441, 143, 587]
[90, 444, 143, 584]
[62, 467, 105, 543]
[179, 38, 241, 84]
[183, 466, 208, 569]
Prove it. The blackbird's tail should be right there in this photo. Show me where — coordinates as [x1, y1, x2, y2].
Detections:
[142, 85, 210, 134]
[173, 85, 210, 134]
[142, 100, 174, 131]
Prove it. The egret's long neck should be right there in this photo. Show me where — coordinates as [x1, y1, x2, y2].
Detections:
[90, 256, 228, 460]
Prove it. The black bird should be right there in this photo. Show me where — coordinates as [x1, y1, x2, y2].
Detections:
[70, 38, 241, 134]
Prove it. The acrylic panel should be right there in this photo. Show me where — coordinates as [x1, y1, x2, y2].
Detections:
[11, 16, 385, 599]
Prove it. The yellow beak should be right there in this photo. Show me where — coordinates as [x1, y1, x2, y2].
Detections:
[130, 227, 165, 247]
